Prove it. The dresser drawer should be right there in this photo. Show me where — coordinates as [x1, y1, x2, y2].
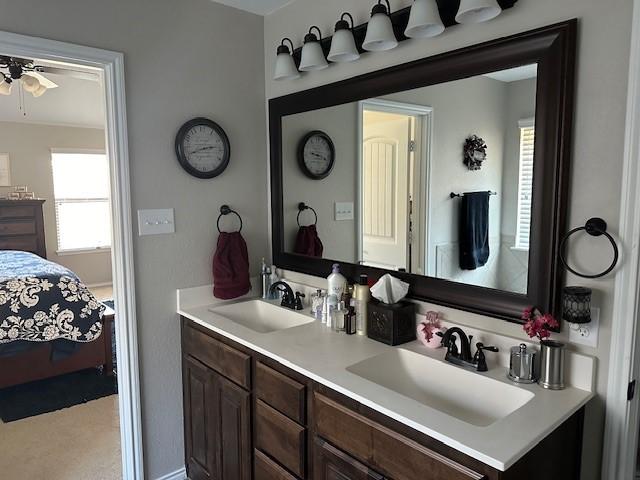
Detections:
[256, 361, 306, 424]
[254, 449, 298, 480]
[256, 399, 306, 478]
[0, 220, 36, 236]
[182, 323, 251, 389]
[0, 235, 38, 252]
[0, 205, 36, 219]
[314, 393, 485, 480]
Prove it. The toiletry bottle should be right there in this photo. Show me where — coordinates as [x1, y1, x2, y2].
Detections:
[311, 289, 323, 316]
[326, 294, 338, 328]
[353, 274, 370, 336]
[260, 258, 271, 299]
[333, 301, 346, 332]
[345, 306, 356, 335]
[269, 265, 280, 300]
[327, 264, 347, 299]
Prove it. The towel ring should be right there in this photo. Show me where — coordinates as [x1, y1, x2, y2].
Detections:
[297, 202, 318, 227]
[217, 205, 243, 233]
[559, 217, 619, 279]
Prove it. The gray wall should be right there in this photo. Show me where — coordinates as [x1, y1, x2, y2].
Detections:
[0, 0, 268, 477]
[0, 122, 112, 285]
[265, 1, 633, 477]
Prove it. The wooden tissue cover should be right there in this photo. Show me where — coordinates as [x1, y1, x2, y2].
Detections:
[367, 300, 417, 346]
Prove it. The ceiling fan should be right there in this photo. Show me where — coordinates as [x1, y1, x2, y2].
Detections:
[0, 55, 98, 97]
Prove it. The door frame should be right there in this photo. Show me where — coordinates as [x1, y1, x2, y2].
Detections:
[602, 0, 640, 478]
[357, 99, 433, 274]
[0, 30, 144, 479]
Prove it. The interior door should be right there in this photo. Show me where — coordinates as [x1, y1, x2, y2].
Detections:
[362, 113, 411, 270]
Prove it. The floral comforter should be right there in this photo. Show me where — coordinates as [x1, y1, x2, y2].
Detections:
[0, 250, 104, 344]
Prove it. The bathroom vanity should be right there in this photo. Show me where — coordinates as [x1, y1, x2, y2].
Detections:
[178, 292, 593, 480]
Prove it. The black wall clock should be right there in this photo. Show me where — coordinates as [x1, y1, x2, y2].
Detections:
[175, 117, 231, 179]
[297, 130, 335, 180]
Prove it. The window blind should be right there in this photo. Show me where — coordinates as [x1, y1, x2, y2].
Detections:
[51, 151, 112, 252]
[515, 119, 535, 250]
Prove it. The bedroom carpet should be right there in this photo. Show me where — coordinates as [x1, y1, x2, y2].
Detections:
[0, 395, 122, 480]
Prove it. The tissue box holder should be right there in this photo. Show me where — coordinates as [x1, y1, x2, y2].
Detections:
[367, 300, 416, 346]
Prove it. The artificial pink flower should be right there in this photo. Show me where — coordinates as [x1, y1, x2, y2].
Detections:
[522, 308, 559, 341]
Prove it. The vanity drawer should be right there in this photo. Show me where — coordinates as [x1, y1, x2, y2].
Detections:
[256, 399, 306, 478]
[182, 323, 251, 389]
[254, 449, 298, 480]
[0, 220, 36, 236]
[256, 361, 306, 424]
[314, 393, 485, 480]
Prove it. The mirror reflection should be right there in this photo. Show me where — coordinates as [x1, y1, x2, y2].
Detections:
[282, 64, 537, 294]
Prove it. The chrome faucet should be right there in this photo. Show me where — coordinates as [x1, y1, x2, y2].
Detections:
[268, 281, 305, 311]
[438, 327, 499, 372]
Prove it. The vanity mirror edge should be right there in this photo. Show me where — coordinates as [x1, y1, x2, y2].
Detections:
[269, 19, 577, 324]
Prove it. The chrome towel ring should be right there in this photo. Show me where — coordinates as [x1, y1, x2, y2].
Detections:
[559, 217, 619, 279]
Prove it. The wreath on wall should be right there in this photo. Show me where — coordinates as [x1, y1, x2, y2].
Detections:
[463, 135, 487, 171]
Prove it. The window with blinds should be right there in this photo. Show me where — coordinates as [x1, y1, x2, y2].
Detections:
[515, 119, 535, 250]
[51, 151, 112, 253]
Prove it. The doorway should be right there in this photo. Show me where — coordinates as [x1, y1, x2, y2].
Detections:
[357, 99, 432, 275]
[0, 30, 143, 479]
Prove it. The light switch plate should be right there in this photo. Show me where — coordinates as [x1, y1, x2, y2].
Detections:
[138, 209, 175, 236]
[335, 202, 354, 221]
[568, 307, 599, 348]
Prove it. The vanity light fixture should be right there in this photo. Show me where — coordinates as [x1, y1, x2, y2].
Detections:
[299, 26, 329, 72]
[328, 13, 360, 63]
[455, 0, 502, 24]
[273, 38, 300, 81]
[405, 0, 445, 39]
[0, 75, 11, 96]
[362, 0, 398, 52]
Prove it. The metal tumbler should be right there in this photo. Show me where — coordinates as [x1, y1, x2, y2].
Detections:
[538, 340, 565, 390]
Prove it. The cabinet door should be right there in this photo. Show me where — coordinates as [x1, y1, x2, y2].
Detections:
[215, 372, 252, 480]
[314, 437, 385, 480]
[183, 355, 217, 480]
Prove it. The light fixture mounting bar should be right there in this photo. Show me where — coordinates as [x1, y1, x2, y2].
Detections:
[292, 0, 518, 66]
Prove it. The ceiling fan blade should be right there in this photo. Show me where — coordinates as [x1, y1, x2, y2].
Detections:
[36, 66, 99, 82]
[24, 72, 58, 89]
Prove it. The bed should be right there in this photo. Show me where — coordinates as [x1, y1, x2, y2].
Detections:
[0, 250, 114, 389]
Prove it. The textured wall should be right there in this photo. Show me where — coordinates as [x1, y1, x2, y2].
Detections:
[0, 0, 268, 477]
[265, 1, 633, 477]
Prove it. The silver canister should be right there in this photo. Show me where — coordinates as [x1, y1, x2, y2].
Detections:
[508, 344, 537, 384]
[538, 340, 565, 390]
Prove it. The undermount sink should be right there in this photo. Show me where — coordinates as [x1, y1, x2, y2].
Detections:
[347, 349, 534, 427]
[209, 300, 314, 333]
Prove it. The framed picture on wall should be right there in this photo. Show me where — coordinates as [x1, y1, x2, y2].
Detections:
[0, 154, 10, 187]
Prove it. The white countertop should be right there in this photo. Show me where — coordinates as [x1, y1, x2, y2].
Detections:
[177, 285, 594, 471]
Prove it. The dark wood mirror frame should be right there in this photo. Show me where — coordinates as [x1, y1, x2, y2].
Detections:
[269, 20, 577, 324]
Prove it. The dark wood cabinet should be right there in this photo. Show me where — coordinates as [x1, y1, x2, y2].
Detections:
[0, 199, 46, 258]
[314, 438, 385, 480]
[181, 317, 585, 480]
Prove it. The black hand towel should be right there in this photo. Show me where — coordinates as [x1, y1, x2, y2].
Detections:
[459, 191, 490, 270]
[294, 224, 324, 258]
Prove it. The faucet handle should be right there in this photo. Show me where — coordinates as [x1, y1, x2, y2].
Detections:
[294, 292, 306, 311]
[474, 343, 499, 372]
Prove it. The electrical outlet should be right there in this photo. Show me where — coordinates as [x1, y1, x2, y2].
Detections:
[568, 307, 599, 348]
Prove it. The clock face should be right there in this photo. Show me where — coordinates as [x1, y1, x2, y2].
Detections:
[298, 131, 335, 180]
[175, 118, 230, 179]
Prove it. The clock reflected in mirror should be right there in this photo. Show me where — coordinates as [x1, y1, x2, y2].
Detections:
[175, 117, 231, 179]
[298, 130, 336, 180]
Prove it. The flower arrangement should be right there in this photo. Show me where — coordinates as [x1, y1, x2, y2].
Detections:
[417, 311, 444, 349]
[522, 307, 560, 341]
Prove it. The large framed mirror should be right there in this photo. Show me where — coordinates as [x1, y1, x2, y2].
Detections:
[270, 20, 576, 323]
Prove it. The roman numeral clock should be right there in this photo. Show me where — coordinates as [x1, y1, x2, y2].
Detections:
[175, 117, 231, 179]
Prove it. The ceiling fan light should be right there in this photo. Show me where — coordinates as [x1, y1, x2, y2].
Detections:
[455, 0, 502, 24]
[21, 74, 41, 93]
[299, 27, 328, 72]
[328, 13, 360, 63]
[32, 84, 48, 98]
[363, 1, 398, 52]
[0, 77, 11, 96]
[274, 38, 300, 81]
[405, 0, 445, 39]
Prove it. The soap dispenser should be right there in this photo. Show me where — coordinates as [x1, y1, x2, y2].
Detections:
[327, 264, 347, 299]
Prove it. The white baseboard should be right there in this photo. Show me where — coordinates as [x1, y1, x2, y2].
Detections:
[86, 282, 113, 288]
[155, 467, 186, 480]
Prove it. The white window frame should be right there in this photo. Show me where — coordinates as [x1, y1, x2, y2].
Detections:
[50, 148, 112, 255]
[514, 118, 535, 251]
